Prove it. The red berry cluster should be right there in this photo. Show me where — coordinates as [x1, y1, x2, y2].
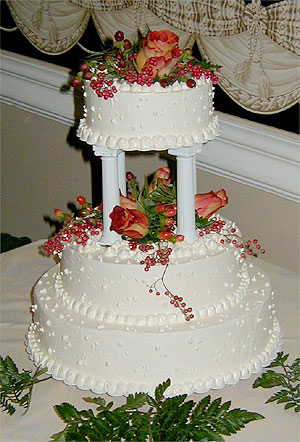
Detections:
[140, 247, 173, 271]
[147, 265, 194, 321]
[129, 242, 173, 271]
[44, 220, 101, 254]
[242, 238, 265, 259]
[125, 67, 154, 87]
[199, 219, 226, 237]
[175, 62, 219, 86]
[44, 196, 103, 255]
[203, 222, 266, 260]
[90, 73, 117, 100]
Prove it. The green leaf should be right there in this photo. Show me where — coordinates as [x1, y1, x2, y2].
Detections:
[50, 379, 266, 441]
[83, 396, 106, 407]
[222, 408, 264, 434]
[154, 378, 171, 403]
[0, 355, 50, 415]
[253, 370, 286, 389]
[48, 430, 67, 441]
[265, 390, 289, 403]
[285, 402, 296, 410]
[126, 393, 148, 409]
[253, 352, 300, 412]
[192, 395, 212, 419]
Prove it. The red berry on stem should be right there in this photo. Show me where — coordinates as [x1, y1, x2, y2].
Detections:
[77, 195, 86, 206]
[165, 207, 177, 217]
[72, 77, 81, 87]
[54, 209, 62, 217]
[159, 231, 172, 240]
[84, 71, 93, 80]
[157, 204, 166, 213]
[114, 31, 124, 42]
[165, 218, 175, 227]
[79, 62, 89, 72]
[186, 79, 196, 88]
[123, 39, 131, 50]
[176, 234, 184, 242]
[79, 209, 90, 217]
[160, 79, 169, 88]
[126, 171, 135, 181]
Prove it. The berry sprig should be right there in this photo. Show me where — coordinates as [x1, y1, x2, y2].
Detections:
[197, 220, 266, 260]
[44, 196, 103, 255]
[130, 242, 193, 321]
[147, 265, 194, 322]
[243, 238, 265, 258]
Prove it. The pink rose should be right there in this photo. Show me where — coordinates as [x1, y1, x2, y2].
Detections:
[110, 206, 148, 239]
[195, 189, 228, 218]
[136, 30, 181, 79]
[149, 167, 171, 193]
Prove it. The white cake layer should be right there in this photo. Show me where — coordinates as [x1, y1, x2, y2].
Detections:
[77, 79, 219, 151]
[58, 242, 250, 326]
[26, 263, 281, 398]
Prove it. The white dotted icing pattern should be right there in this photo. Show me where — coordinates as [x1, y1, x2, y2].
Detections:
[54, 218, 253, 325]
[26, 316, 281, 398]
[77, 78, 219, 151]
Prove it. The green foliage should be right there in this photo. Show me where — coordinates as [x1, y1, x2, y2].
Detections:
[50, 379, 263, 442]
[253, 352, 300, 412]
[0, 355, 50, 415]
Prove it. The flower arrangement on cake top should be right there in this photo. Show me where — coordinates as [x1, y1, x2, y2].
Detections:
[72, 27, 220, 99]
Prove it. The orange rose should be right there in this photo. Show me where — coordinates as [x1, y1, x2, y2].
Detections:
[120, 194, 137, 210]
[110, 206, 148, 239]
[195, 189, 228, 218]
[136, 30, 181, 78]
[149, 167, 171, 193]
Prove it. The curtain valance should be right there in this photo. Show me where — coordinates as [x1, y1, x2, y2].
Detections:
[5, 0, 300, 113]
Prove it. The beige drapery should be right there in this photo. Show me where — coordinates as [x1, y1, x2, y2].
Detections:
[5, 0, 300, 114]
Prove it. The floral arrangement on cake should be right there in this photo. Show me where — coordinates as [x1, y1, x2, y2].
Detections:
[44, 167, 265, 321]
[72, 27, 220, 99]
[45, 166, 264, 259]
[45, 167, 228, 255]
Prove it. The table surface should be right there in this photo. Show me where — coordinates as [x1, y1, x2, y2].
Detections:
[1, 241, 299, 442]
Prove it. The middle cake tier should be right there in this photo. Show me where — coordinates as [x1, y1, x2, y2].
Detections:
[57, 220, 250, 326]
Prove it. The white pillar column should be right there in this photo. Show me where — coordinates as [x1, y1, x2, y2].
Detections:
[118, 151, 126, 196]
[168, 144, 203, 244]
[93, 145, 121, 245]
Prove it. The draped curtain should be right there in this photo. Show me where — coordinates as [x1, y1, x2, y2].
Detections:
[5, 0, 300, 114]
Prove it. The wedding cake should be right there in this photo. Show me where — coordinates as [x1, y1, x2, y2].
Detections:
[26, 30, 280, 397]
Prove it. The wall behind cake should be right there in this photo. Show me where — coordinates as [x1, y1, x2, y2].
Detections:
[1, 100, 299, 273]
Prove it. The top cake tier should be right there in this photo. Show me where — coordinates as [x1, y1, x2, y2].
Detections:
[77, 78, 219, 151]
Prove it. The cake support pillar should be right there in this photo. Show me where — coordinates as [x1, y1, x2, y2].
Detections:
[93, 145, 124, 245]
[168, 145, 202, 243]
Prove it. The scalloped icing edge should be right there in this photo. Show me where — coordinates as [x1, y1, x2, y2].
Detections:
[76, 115, 219, 151]
[53, 268, 250, 326]
[25, 318, 281, 398]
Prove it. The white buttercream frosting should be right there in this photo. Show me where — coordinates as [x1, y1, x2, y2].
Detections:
[26, 217, 281, 397]
[77, 78, 219, 151]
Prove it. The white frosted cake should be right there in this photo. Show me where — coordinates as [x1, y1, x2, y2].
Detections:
[77, 79, 219, 151]
[26, 29, 280, 397]
[26, 218, 280, 397]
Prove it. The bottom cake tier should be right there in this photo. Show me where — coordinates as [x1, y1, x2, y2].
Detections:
[26, 262, 281, 397]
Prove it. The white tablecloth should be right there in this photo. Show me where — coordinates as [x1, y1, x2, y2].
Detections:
[1, 241, 299, 442]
